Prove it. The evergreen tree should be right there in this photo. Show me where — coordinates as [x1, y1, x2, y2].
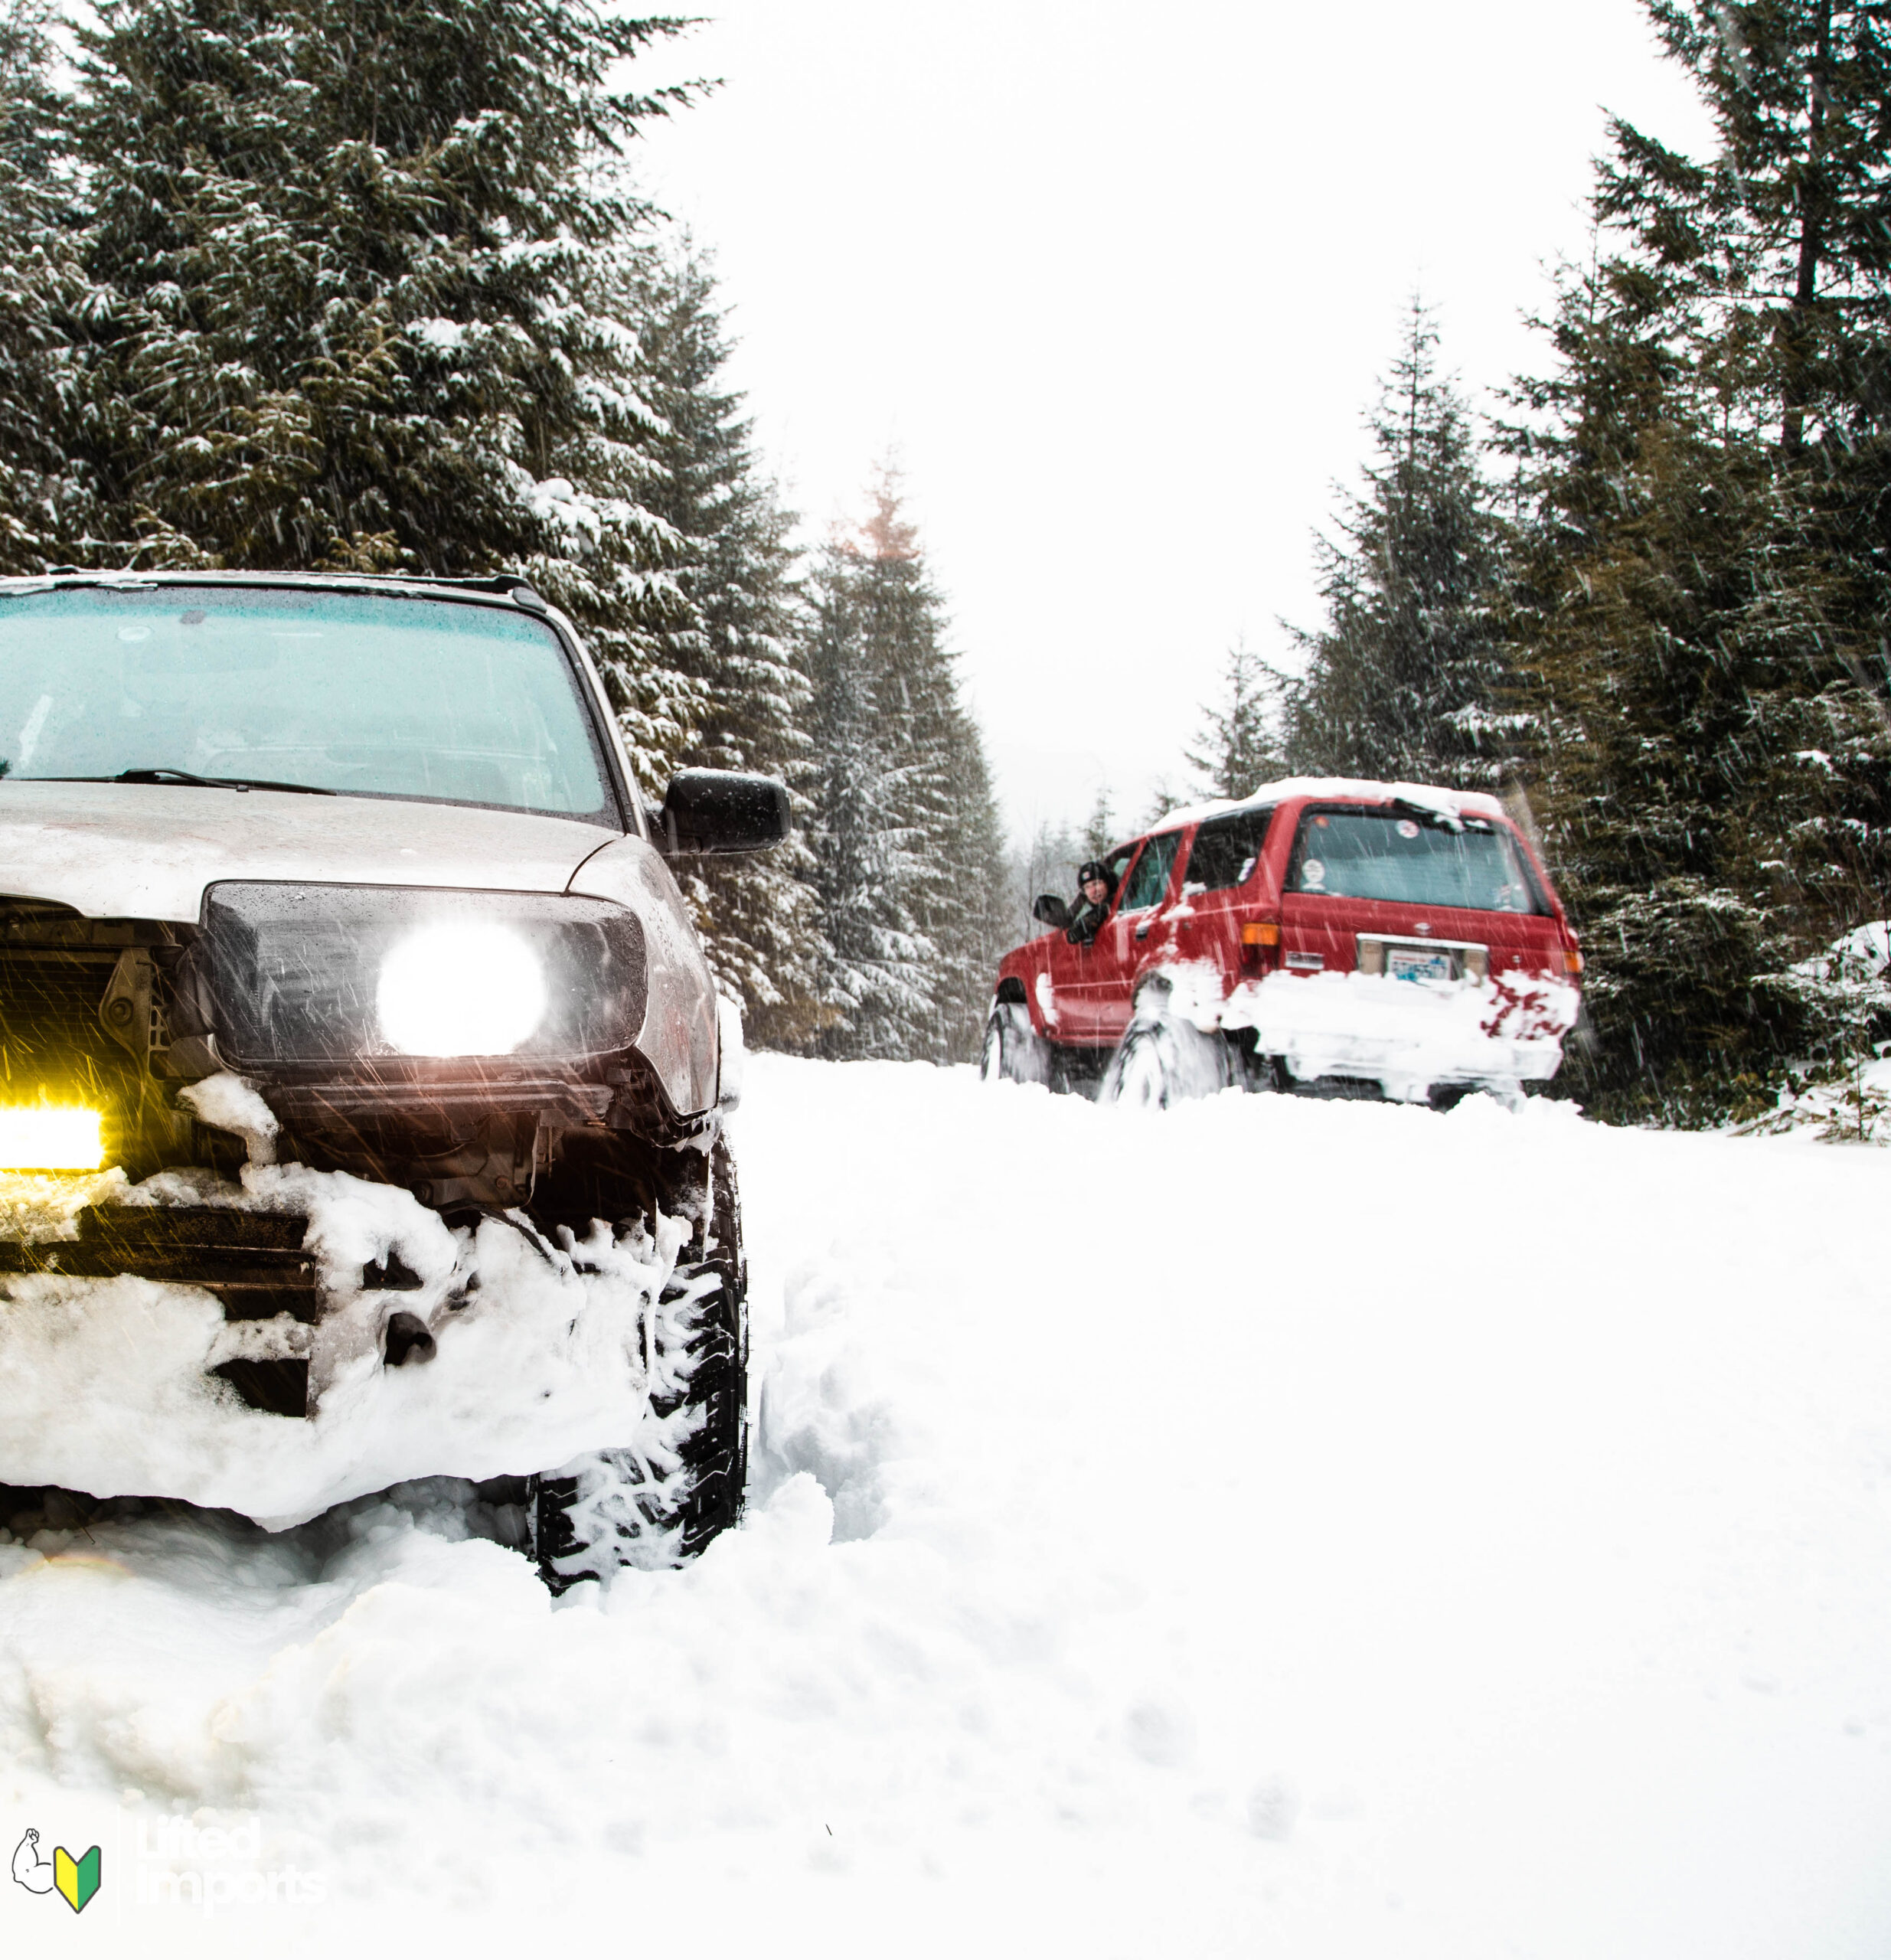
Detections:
[1079, 784, 1116, 858]
[942, 710, 1016, 1057]
[1184, 638, 1282, 799]
[0, 0, 82, 568]
[1138, 776, 1182, 831]
[803, 547, 933, 1060]
[5, 0, 704, 779]
[1282, 301, 1514, 788]
[1506, 1, 1891, 1119]
[0, 1, 58, 239]
[632, 246, 827, 1048]
[805, 469, 1009, 1063]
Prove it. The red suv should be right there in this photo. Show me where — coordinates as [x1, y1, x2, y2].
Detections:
[983, 779, 1584, 1107]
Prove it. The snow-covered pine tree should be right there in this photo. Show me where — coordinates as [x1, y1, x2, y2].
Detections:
[1137, 777, 1182, 831]
[804, 469, 1009, 1063]
[1184, 639, 1283, 799]
[848, 471, 1009, 1063]
[1504, 0, 1891, 1121]
[803, 548, 933, 1059]
[40, 0, 704, 781]
[940, 707, 1015, 1060]
[1080, 785, 1116, 858]
[1282, 301, 1514, 789]
[632, 247, 828, 1049]
[0, 0, 83, 570]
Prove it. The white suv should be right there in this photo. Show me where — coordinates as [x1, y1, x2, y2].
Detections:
[0, 572, 785, 1589]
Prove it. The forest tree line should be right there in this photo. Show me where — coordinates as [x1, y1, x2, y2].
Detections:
[0, 0, 1883, 1115]
[1159, 1, 1891, 1123]
[0, 0, 1009, 1063]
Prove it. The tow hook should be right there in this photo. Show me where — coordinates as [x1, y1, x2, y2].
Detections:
[384, 1311, 436, 1367]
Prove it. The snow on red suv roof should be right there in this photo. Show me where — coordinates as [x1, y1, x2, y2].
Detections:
[1146, 776, 1511, 836]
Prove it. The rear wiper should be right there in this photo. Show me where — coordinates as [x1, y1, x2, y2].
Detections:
[38, 768, 336, 795]
[1391, 795, 1463, 834]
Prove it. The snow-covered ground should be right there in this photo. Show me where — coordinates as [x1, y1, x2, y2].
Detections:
[4, 1057, 1891, 1957]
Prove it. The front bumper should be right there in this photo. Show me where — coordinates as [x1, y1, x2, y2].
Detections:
[0, 1169, 684, 1530]
[0, 1206, 320, 1413]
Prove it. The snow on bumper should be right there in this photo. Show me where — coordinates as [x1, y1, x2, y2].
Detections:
[1217, 968, 1580, 1099]
[0, 1164, 686, 1530]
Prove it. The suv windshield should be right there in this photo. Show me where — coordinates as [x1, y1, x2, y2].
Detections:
[0, 585, 616, 821]
[1288, 808, 1543, 913]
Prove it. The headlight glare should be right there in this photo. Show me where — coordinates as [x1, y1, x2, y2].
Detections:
[377, 923, 548, 1057]
[0, 1105, 104, 1171]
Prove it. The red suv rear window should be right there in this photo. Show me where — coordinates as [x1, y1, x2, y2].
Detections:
[1183, 808, 1276, 890]
[1288, 808, 1543, 913]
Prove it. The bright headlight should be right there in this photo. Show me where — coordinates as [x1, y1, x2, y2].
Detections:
[377, 923, 548, 1057]
[201, 883, 647, 1070]
[0, 1106, 103, 1171]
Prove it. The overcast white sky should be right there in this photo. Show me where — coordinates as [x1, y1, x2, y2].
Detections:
[632, 2, 1716, 841]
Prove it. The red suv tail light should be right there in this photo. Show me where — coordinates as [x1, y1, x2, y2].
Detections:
[1239, 920, 1280, 972]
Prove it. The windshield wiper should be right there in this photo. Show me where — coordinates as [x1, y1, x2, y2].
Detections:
[35, 768, 337, 795]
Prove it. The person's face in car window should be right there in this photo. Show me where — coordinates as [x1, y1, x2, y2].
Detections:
[1082, 874, 1109, 910]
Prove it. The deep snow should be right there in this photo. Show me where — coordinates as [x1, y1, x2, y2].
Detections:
[3, 1057, 1890, 1957]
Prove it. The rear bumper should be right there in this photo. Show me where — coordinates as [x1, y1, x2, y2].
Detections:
[1217, 969, 1579, 1099]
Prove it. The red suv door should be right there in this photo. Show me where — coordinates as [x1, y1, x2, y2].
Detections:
[1040, 841, 1138, 1043]
[1085, 828, 1185, 1038]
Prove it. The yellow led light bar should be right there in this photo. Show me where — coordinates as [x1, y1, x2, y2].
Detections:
[0, 1106, 105, 1171]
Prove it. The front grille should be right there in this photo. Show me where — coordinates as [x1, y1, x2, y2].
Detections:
[0, 1206, 321, 1317]
[0, 1207, 320, 1418]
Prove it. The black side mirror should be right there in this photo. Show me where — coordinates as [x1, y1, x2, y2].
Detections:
[655, 769, 791, 854]
[1031, 893, 1071, 931]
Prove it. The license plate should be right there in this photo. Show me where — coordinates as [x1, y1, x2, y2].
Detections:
[1386, 945, 1452, 984]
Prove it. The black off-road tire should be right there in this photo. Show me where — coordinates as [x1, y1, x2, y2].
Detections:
[1098, 985, 1236, 1109]
[1099, 1019, 1181, 1108]
[980, 1001, 1050, 1086]
[1047, 1044, 1107, 1099]
[532, 1136, 749, 1592]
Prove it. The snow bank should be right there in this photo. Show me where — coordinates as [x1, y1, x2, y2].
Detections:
[3, 1059, 1890, 1958]
[1738, 923, 1891, 1142]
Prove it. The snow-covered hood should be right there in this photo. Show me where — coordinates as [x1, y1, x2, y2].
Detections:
[0, 780, 623, 920]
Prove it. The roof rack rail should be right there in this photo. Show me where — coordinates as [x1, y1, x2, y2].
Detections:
[378, 571, 529, 592]
[378, 570, 550, 611]
[12, 566, 552, 610]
